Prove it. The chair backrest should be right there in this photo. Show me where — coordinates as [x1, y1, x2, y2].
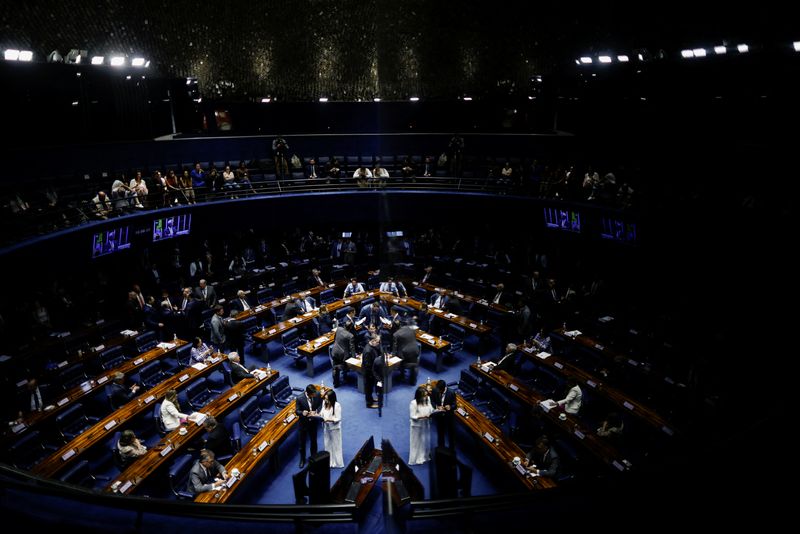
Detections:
[59, 459, 92, 486]
[412, 287, 428, 301]
[335, 306, 353, 321]
[319, 289, 334, 304]
[282, 280, 297, 295]
[257, 288, 274, 303]
[54, 403, 84, 430]
[239, 396, 259, 425]
[447, 324, 467, 341]
[58, 363, 88, 390]
[168, 453, 195, 499]
[8, 430, 45, 469]
[135, 331, 158, 353]
[281, 329, 299, 347]
[138, 360, 164, 387]
[220, 361, 233, 387]
[270, 375, 290, 401]
[153, 402, 167, 434]
[184, 379, 207, 403]
[100, 346, 127, 370]
[175, 344, 192, 368]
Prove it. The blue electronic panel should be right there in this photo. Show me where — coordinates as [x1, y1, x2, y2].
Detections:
[543, 207, 581, 233]
[92, 227, 131, 258]
[153, 214, 191, 242]
[600, 217, 637, 244]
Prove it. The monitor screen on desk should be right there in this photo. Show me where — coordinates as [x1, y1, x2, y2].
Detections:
[543, 207, 581, 233]
[91, 226, 131, 258]
[600, 217, 637, 244]
[152, 214, 191, 242]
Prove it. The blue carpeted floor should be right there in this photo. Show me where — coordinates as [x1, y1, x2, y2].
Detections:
[239, 337, 509, 508]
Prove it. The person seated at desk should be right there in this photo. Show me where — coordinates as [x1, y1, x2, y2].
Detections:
[160, 389, 189, 431]
[380, 276, 407, 297]
[230, 290, 252, 313]
[597, 412, 624, 439]
[191, 336, 214, 363]
[189, 449, 229, 494]
[308, 268, 326, 288]
[109, 372, 141, 409]
[557, 378, 583, 415]
[495, 343, 520, 374]
[523, 436, 560, 478]
[228, 352, 254, 383]
[117, 429, 147, 465]
[358, 301, 388, 330]
[202, 415, 232, 458]
[282, 298, 306, 320]
[528, 326, 552, 353]
[343, 277, 366, 298]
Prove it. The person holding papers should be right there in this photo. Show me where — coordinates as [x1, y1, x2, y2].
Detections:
[320, 389, 344, 468]
[296, 384, 322, 468]
[362, 335, 382, 408]
[557, 378, 583, 415]
[409, 386, 434, 465]
[430, 380, 457, 449]
[524, 436, 560, 478]
[160, 389, 188, 431]
[358, 301, 388, 329]
[188, 449, 229, 494]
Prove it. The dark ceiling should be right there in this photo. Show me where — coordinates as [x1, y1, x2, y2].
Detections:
[1, 1, 793, 101]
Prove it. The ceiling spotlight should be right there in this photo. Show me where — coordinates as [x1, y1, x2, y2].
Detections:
[48, 50, 64, 63]
[714, 45, 727, 54]
[737, 44, 749, 53]
[598, 55, 612, 63]
[318, 97, 328, 102]
[681, 49, 694, 58]
[579, 56, 592, 64]
[131, 57, 145, 67]
[18, 50, 32, 61]
[4, 49, 20, 61]
[260, 97, 271, 103]
[462, 96, 473, 101]
[617, 55, 629, 62]
[110, 56, 125, 66]
[91, 56, 104, 65]
[409, 96, 420, 101]
[373, 97, 381, 102]
[692, 48, 706, 57]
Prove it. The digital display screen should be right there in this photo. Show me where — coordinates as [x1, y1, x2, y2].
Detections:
[341, 232, 352, 238]
[600, 217, 637, 243]
[543, 207, 581, 233]
[153, 214, 191, 242]
[92, 227, 131, 258]
[386, 231, 404, 237]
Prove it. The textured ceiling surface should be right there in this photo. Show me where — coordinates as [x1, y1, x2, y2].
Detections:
[0, 1, 791, 101]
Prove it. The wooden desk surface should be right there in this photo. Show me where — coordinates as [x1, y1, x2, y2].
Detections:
[233, 280, 347, 321]
[417, 282, 513, 314]
[330, 449, 383, 506]
[379, 294, 492, 335]
[104, 368, 279, 494]
[470, 363, 632, 472]
[519, 346, 675, 436]
[32, 351, 222, 478]
[4, 340, 188, 447]
[453, 392, 555, 490]
[298, 328, 449, 357]
[194, 400, 299, 504]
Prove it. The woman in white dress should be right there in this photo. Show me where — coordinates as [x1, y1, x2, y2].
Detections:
[320, 389, 344, 468]
[160, 389, 188, 431]
[409, 386, 434, 465]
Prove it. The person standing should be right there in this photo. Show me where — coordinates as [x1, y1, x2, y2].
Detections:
[430, 380, 456, 449]
[160, 389, 188, 431]
[362, 335, 381, 408]
[408, 386, 434, 465]
[295, 384, 321, 468]
[320, 389, 343, 468]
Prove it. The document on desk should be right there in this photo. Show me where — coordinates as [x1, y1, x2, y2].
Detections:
[388, 356, 402, 365]
[345, 357, 361, 366]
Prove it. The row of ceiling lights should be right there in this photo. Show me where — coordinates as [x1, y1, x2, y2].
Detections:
[577, 40, 800, 65]
[4, 48, 150, 67]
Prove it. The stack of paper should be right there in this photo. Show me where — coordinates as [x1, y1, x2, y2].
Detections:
[538, 399, 558, 412]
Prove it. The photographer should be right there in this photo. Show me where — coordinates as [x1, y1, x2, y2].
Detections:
[272, 135, 290, 178]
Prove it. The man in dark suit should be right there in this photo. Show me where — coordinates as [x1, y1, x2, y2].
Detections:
[188, 449, 228, 495]
[419, 265, 433, 284]
[393, 321, 420, 384]
[282, 298, 305, 320]
[109, 371, 140, 409]
[525, 436, 560, 478]
[495, 343, 520, 374]
[430, 380, 457, 449]
[295, 384, 321, 468]
[358, 301, 388, 329]
[308, 268, 325, 288]
[331, 322, 355, 387]
[194, 279, 217, 308]
[429, 289, 449, 310]
[489, 283, 510, 307]
[201, 416, 231, 458]
[210, 305, 227, 349]
[362, 335, 381, 408]
[372, 349, 389, 414]
[230, 290, 252, 314]
[228, 352, 253, 383]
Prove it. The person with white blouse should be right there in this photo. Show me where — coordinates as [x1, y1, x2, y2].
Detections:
[409, 386, 434, 465]
[557, 379, 583, 415]
[160, 389, 188, 431]
[320, 389, 344, 468]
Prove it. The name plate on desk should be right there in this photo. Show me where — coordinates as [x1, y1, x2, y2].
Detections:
[469, 323, 478, 328]
[143, 395, 155, 404]
[57, 398, 69, 407]
[58, 360, 69, 368]
[508, 383, 519, 392]
[554, 362, 564, 369]
[97, 375, 109, 385]
[664, 377, 675, 385]
[104, 420, 117, 431]
[268, 329, 277, 335]
[11, 423, 26, 434]
[281, 297, 290, 303]
[228, 393, 239, 402]
[574, 429, 585, 440]
[302, 312, 314, 317]
[515, 463, 527, 475]
[586, 380, 597, 388]
[61, 449, 76, 461]
[594, 344, 605, 351]
[179, 374, 189, 383]
[328, 283, 336, 288]
[254, 305, 264, 312]
[612, 460, 625, 472]
[623, 401, 635, 411]
[94, 344, 105, 352]
[133, 358, 144, 365]
[258, 440, 269, 452]
[456, 407, 468, 417]
[119, 480, 133, 493]
[16, 379, 28, 387]
[225, 476, 236, 488]
[627, 359, 639, 367]
[483, 432, 495, 443]
[209, 356, 220, 364]
[285, 413, 296, 424]
[662, 426, 674, 436]
[160, 445, 173, 456]
[536, 352, 551, 360]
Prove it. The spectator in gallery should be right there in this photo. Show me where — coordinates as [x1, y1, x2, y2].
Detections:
[272, 135, 290, 178]
[401, 157, 416, 181]
[180, 170, 196, 204]
[326, 158, 341, 181]
[90, 191, 112, 219]
[421, 156, 434, 177]
[129, 171, 148, 208]
[353, 165, 372, 187]
[372, 163, 390, 187]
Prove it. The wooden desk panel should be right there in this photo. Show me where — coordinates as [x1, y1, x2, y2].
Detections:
[331, 449, 383, 506]
[519, 346, 675, 436]
[233, 280, 347, 321]
[3, 340, 187, 447]
[194, 400, 299, 503]
[379, 294, 492, 336]
[453, 393, 555, 490]
[470, 363, 631, 472]
[416, 282, 513, 314]
[32, 351, 222, 478]
[104, 368, 278, 494]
